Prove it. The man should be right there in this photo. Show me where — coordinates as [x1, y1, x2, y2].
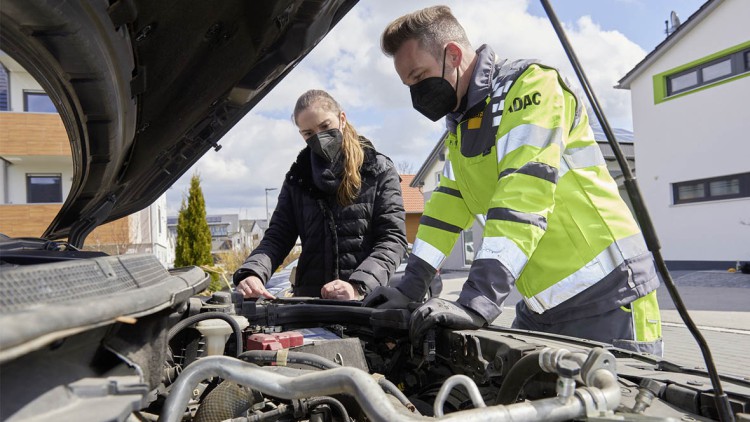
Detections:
[365, 5, 663, 355]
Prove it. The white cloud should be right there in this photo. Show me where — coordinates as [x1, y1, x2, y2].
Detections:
[168, 0, 647, 217]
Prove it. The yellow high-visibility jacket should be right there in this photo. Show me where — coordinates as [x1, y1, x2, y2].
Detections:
[395, 45, 659, 323]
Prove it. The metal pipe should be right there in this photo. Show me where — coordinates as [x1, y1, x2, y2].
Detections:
[434, 374, 486, 417]
[158, 356, 432, 422]
[241, 349, 419, 413]
[539, 2, 733, 421]
[159, 355, 622, 422]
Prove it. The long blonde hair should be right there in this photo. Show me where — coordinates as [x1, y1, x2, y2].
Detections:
[293, 89, 365, 206]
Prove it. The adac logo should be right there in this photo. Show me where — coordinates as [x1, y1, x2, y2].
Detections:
[507, 92, 541, 113]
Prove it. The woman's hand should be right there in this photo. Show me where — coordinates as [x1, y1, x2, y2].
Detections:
[321, 279, 359, 300]
[236, 275, 275, 299]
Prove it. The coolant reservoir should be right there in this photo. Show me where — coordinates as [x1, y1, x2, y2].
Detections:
[196, 316, 249, 356]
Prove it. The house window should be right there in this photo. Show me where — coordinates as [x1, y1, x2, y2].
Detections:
[0, 64, 9, 111]
[668, 70, 698, 93]
[673, 172, 750, 205]
[665, 45, 750, 97]
[209, 224, 228, 237]
[701, 58, 732, 82]
[23, 91, 57, 113]
[26, 174, 63, 203]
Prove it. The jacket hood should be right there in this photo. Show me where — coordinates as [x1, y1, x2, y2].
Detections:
[286, 136, 384, 195]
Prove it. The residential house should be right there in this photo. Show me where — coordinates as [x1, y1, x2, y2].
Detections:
[239, 219, 266, 251]
[0, 51, 171, 266]
[411, 127, 637, 270]
[167, 214, 272, 265]
[399, 174, 424, 244]
[616, 0, 749, 270]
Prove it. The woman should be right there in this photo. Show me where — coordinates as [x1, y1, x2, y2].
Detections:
[233, 89, 407, 300]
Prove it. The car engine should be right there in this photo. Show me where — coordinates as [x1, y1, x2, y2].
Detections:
[2, 251, 748, 422]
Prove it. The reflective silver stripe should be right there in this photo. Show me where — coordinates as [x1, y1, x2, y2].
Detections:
[411, 239, 446, 270]
[523, 233, 649, 313]
[496, 124, 563, 162]
[442, 159, 455, 181]
[559, 144, 606, 178]
[492, 116, 502, 127]
[504, 80, 513, 93]
[475, 236, 528, 280]
[492, 99, 505, 113]
[492, 80, 514, 97]
[474, 214, 487, 228]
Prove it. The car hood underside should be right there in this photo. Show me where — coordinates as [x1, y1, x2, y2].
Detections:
[0, 0, 356, 246]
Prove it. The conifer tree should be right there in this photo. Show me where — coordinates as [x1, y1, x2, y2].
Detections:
[174, 174, 213, 271]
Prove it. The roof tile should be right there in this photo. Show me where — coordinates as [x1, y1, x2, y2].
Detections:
[399, 174, 424, 213]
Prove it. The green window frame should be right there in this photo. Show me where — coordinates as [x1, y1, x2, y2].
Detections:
[653, 41, 750, 104]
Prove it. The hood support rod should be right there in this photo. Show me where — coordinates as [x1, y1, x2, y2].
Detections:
[539, 1, 734, 421]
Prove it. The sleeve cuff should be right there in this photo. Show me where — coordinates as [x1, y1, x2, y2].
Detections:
[348, 271, 379, 294]
[232, 268, 262, 286]
[458, 285, 501, 324]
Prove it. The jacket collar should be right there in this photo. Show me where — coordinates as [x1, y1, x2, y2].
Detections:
[446, 44, 505, 131]
[286, 136, 378, 193]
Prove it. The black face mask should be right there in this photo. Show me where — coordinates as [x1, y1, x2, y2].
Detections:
[306, 128, 343, 163]
[409, 48, 460, 122]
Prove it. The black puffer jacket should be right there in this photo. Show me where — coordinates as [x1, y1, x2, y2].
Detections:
[233, 137, 407, 297]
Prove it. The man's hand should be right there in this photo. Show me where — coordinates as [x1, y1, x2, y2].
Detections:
[236, 275, 275, 299]
[321, 279, 359, 300]
[410, 298, 487, 344]
[362, 286, 412, 309]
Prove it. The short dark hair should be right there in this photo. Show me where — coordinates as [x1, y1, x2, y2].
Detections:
[381, 5, 471, 59]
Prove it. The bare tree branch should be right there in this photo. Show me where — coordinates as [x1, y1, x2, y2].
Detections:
[395, 160, 415, 175]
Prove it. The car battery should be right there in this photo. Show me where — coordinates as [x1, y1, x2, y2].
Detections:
[246, 331, 304, 351]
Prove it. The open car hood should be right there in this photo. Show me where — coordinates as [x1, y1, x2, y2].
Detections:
[0, 0, 357, 246]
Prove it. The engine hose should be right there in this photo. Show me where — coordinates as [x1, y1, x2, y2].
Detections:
[250, 405, 292, 421]
[377, 377, 420, 415]
[161, 355, 622, 422]
[240, 350, 419, 414]
[230, 397, 349, 422]
[307, 396, 351, 422]
[239, 350, 339, 370]
[494, 351, 543, 405]
[168, 312, 243, 357]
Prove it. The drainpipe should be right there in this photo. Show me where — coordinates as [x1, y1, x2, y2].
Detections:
[1, 158, 10, 204]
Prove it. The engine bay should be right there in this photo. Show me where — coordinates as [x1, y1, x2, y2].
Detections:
[1, 253, 749, 421]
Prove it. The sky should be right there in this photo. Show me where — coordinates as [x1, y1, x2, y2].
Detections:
[165, 0, 706, 220]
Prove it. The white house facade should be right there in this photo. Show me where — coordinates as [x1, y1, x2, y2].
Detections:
[0, 51, 171, 267]
[617, 0, 750, 270]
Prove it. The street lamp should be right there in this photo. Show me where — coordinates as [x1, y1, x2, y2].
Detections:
[264, 187, 278, 226]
